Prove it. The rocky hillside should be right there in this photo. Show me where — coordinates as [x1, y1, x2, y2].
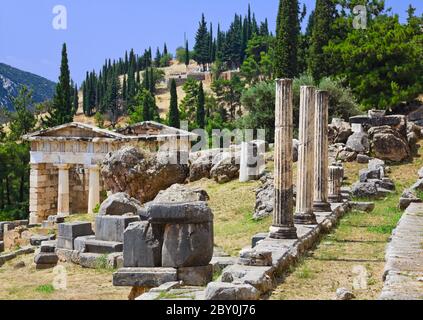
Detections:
[0, 63, 56, 111]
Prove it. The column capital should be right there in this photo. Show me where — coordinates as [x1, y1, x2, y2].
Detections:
[55, 163, 71, 170]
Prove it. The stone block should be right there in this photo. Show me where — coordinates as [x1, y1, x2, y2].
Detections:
[108, 252, 123, 269]
[251, 233, 268, 248]
[210, 256, 238, 274]
[0, 241, 3, 253]
[123, 221, 163, 268]
[79, 252, 102, 268]
[177, 265, 213, 286]
[161, 222, 213, 268]
[113, 267, 177, 287]
[84, 239, 123, 254]
[205, 282, 260, 300]
[35, 263, 57, 270]
[350, 202, 375, 213]
[30, 234, 55, 246]
[34, 253, 59, 265]
[74, 235, 96, 252]
[40, 240, 57, 253]
[56, 248, 81, 264]
[221, 264, 274, 293]
[95, 215, 140, 242]
[359, 169, 381, 182]
[146, 202, 213, 224]
[57, 222, 93, 249]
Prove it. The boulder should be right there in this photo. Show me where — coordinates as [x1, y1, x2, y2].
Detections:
[98, 193, 143, 216]
[337, 150, 357, 162]
[330, 121, 353, 144]
[346, 132, 370, 154]
[351, 182, 379, 198]
[357, 154, 371, 164]
[399, 189, 422, 210]
[336, 288, 355, 300]
[189, 149, 221, 182]
[210, 151, 240, 183]
[101, 147, 189, 203]
[350, 202, 375, 212]
[253, 174, 274, 220]
[368, 126, 410, 162]
[152, 184, 209, 203]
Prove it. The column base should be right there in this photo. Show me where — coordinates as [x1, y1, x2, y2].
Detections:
[313, 201, 332, 213]
[294, 212, 317, 225]
[269, 225, 298, 239]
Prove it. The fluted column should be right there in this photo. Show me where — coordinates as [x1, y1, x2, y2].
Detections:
[56, 164, 70, 217]
[313, 90, 332, 212]
[269, 79, 297, 239]
[328, 164, 343, 203]
[88, 165, 101, 214]
[294, 86, 317, 225]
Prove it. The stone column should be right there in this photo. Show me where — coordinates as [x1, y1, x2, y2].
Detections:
[328, 164, 343, 203]
[313, 90, 332, 212]
[239, 142, 249, 183]
[56, 164, 70, 217]
[88, 165, 101, 214]
[294, 86, 317, 225]
[269, 79, 297, 239]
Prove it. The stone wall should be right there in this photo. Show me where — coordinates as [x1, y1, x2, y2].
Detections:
[29, 163, 58, 224]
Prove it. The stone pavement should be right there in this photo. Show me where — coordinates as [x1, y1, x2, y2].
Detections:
[380, 202, 423, 300]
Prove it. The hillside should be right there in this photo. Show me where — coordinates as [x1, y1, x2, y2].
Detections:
[0, 63, 56, 111]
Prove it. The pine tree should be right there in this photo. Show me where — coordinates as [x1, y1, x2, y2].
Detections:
[43, 43, 73, 127]
[196, 82, 205, 129]
[309, 0, 337, 80]
[168, 79, 180, 128]
[274, 0, 300, 78]
[194, 14, 210, 70]
[163, 43, 168, 56]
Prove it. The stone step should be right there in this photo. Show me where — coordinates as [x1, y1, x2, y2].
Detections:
[113, 267, 177, 287]
[84, 239, 123, 254]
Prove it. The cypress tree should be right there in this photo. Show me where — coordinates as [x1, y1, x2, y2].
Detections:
[193, 14, 210, 70]
[309, 0, 337, 80]
[149, 68, 156, 94]
[155, 47, 162, 67]
[43, 43, 73, 126]
[185, 40, 190, 67]
[163, 43, 168, 56]
[196, 82, 205, 129]
[274, 0, 300, 78]
[72, 84, 78, 115]
[168, 79, 180, 128]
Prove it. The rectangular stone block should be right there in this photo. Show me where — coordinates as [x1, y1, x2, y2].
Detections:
[0, 241, 4, 253]
[177, 265, 213, 286]
[113, 267, 177, 287]
[34, 253, 59, 265]
[95, 215, 140, 242]
[84, 239, 123, 254]
[79, 252, 102, 269]
[123, 221, 163, 268]
[57, 222, 93, 250]
[40, 240, 57, 253]
[74, 235, 96, 252]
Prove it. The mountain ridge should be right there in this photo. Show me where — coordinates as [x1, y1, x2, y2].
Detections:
[0, 62, 56, 111]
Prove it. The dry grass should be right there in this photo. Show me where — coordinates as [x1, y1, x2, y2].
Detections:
[0, 254, 128, 300]
[188, 178, 269, 256]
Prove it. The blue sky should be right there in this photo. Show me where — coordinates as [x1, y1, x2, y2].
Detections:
[0, 0, 421, 84]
